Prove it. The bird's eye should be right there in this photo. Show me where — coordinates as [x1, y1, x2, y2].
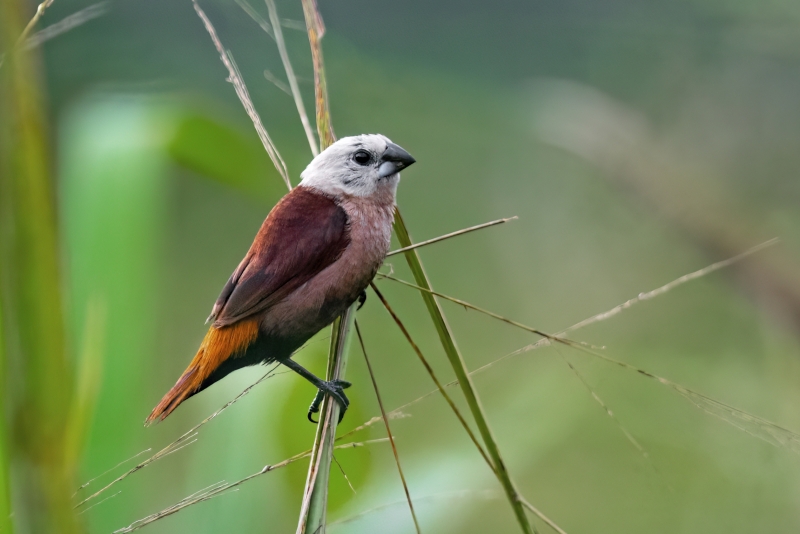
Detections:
[353, 150, 371, 165]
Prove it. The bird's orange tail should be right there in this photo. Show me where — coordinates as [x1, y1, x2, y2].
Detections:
[146, 320, 260, 424]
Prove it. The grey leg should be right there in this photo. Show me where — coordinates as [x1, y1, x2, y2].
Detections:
[279, 357, 351, 423]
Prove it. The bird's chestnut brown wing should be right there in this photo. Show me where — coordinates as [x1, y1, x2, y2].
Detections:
[209, 187, 350, 327]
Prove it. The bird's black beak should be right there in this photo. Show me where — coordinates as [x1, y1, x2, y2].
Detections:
[378, 142, 416, 178]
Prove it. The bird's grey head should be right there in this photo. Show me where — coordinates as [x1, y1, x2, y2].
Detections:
[299, 134, 415, 199]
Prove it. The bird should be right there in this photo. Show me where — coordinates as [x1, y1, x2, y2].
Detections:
[146, 134, 415, 425]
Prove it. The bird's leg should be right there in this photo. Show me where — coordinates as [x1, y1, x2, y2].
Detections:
[278, 357, 351, 423]
[357, 290, 367, 310]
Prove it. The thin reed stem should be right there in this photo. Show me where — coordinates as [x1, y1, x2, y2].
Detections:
[300, 0, 334, 150]
[370, 282, 494, 470]
[76, 366, 281, 507]
[296, 305, 356, 534]
[265, 0, 318, 155]
[392, 209, 534, 534]
[15, 0, 53, 45]
[354, 321, 421, 534]
[371, 239, 799, 457]
[191, 0, 291, 190]
[24, 2, 108, 50]
[386, 217, 517, 257]
[294, 2, 349, 532]
[112, 438, 389, 533]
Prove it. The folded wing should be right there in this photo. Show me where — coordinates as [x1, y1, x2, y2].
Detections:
[209, 186, 350, 327]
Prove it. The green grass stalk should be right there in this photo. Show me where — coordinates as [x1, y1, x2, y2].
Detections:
[392, 209, 534, 534]
[264, 0, 318, 156]
[355, 321, 422, 534]
[294, 2, 350, 532]
[297, 305, 356, 534]
[0, 289, 12, 533]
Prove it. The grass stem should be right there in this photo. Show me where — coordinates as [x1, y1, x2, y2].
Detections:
[265, 0, 318, 155]
[354, 321, 421, 534]
[296, 305, 356, 534]
[191, 0, 291, 190]
[369, 283, 493, 469]
[392, 208, 534, 534]
[386, 217, 516, 257]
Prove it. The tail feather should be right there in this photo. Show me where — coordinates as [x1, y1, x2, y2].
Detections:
[146, 320, 259, 424]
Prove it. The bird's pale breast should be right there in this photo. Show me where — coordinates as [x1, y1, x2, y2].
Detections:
[258, 195, 395, 338]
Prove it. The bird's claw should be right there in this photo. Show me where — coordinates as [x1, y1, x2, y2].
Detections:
[357, 290, 367, 310]
[307, 379, 352, 424]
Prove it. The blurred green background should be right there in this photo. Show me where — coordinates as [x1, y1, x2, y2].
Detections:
[2, 0, 800, 532]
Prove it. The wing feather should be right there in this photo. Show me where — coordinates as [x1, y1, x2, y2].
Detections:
[209, 186, 349, 327]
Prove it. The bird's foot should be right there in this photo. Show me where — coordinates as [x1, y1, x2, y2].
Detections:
[307, 379, 352, 424]
[357, 290, 367, 310]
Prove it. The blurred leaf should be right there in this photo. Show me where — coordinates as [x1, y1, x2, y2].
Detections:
[0, 0, 81, 532]
[64, 298, 106, 471]
[59, 94, 172, 486]
[167, 111, 285, 202]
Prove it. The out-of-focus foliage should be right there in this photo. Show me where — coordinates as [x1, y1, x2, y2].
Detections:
[1, 0, 799, 533]
[1, 0, 79, 531]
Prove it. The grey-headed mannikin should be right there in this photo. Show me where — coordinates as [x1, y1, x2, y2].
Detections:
[146, 134, 415, 424]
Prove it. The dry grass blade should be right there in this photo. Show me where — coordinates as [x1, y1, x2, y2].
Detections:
[574, 348, 800, 452]
[552, 346, 652, 467]
[75, 366, 280, 508]
[354, 321, 421, 534]
[378, 272, 652, 469]
[191, 0, 291, 190]
[74, 448, 151, 494]
[373, 239, 800, 454]
[13, 0, 54, 50]
[331, 454, 356, 494]
[328, 242, 783, 534]
[265, 0, 318, 155]
[24, 2, 107, 50]
[562, 238, 779, 335]
[233, 0, 273, 38]
[335, 411, 410, 443]
[442, 238, 798, 452]
[77, 491, 121, 515]
[520, 498, 568, 534]
[482, 238, 781, 375]
[74, 437, 191, 510]
[392, 209, 535, 534]
[263, 69, 291, 95]
[377, 274, 596, 351]
[386, 217, 517, 257]
[369, 282, 493, 469]
[113, 439, 389, 533]
[300, 0, 334, 149]
[329, 490, 500, 528]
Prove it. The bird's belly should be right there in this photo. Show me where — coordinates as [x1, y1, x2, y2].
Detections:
[260, 269, 373, 338]
[259, 198, 393, 342]
[260, 249, 386, 340]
